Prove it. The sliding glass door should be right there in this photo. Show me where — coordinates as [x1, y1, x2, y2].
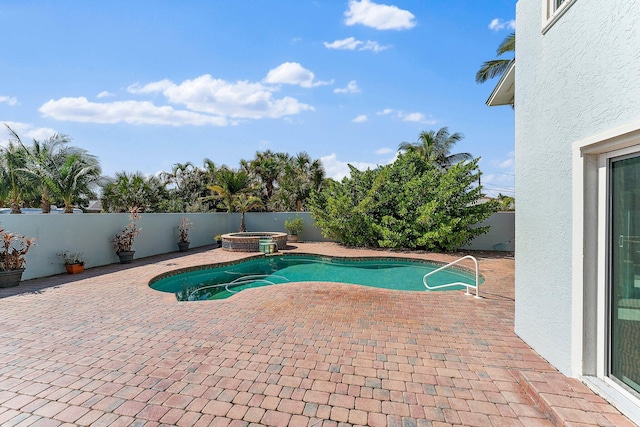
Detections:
[610, 155, 640, 394]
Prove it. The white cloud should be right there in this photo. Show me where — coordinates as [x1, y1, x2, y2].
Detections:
[375, 147, 393, 155]
[344, 0, 416, 30]
[320, 153, 378, 180]
[334, 80, 361, 94]
[39, 97, 230, 126]
[0, 121, 59, 146]
[361, 40, 388, 52]
[499, 158, 514, 168]
[488, 18, 515, 31]
[352, 114, 368, 123]
[127, 79, 174, 94]
[324, 37, 361, 50]
[376, 109, 437, 124]
[149, 74, 313, 119]
[41, 69, 317, 125]
[324, 37, 389, 52]
[401, 112, 425, 122]
[400, 111, 437, 124]
[96, 91, 115, 99]
[492, 151, 515, 170]
[321, 152, 397, 180]
[0, 96, 17, 106]
[264, 62, 332, 88]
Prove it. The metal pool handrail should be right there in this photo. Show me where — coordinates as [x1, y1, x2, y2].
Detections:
[423, 255, 481, 299]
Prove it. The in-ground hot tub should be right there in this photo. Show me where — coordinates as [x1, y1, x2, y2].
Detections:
[221, 232, 288, 252]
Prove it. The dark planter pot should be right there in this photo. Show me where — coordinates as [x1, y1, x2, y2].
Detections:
[216, 239, 222, 248]
[0, 268, 25, 288]
[117, 250, 135, 264]
[177, 241, 190, 252]
[65, 263, 84, 274]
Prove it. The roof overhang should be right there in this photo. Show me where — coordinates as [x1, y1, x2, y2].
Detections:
[486, 60, 515, 107]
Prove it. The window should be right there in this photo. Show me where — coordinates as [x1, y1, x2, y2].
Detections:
[542, 0, 577, 33]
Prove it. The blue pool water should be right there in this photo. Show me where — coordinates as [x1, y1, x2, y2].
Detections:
[150, 254, 481, 301]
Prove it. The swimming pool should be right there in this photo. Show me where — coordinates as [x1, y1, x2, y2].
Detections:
[150, 254, 482, 301]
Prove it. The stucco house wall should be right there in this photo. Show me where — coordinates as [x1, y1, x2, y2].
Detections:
[515, 0, 640, 376]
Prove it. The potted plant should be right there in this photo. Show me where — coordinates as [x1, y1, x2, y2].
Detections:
[284, 215, 304, 243]
[112, 208, 141, 264]
[215, 234, 223, 247]
[58, 251, 85, 274]
[0, 224, 35, 287]
[177, 217, 193, 252]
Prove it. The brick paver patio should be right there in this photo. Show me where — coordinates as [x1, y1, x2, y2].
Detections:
[0, 243, 634, 426]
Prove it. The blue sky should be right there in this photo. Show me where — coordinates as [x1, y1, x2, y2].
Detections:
[0, 0, 515, 197]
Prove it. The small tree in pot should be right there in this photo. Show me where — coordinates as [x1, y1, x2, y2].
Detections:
[0, 224, 35, 287]
[112, 207, 141, 263]
[177, 217, 193, 252]
[284, 215, 304, 243]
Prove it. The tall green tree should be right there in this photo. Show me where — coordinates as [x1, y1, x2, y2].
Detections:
[206, 167, 254, 212]
[24, 133, 73, 213]
[160, 162, 200, 212]
[475, 32, 515, 84]
[1, 126, 37, 213]
[102, 171, 166, 213]
[398, 128, 472, 171]
[49, 152, 102, 213]
[245, 150, 288, 209]
[278, 152, 325, 211]
[5, 125, 103, 213]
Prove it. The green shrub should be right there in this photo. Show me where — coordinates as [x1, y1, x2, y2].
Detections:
[284, 216, 305, 235]
[308, 152, 498, 251]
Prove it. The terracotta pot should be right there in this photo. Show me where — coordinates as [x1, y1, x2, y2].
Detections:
[0, 268, 25, 288]
[65, 263, 84, 274]
[117, 250, 135, 264]
[287, 234, 298, 243]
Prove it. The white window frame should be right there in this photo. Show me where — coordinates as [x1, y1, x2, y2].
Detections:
[542, 0, 577, 34]
[572, 119, 640, 424]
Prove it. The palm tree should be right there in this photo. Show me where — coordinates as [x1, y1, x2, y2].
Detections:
[475, 32, 515, 84]
[48, 152, 102, 213]
[246, 150, 288, 208]
[161, 162, 194, 190]
[102, 171, 166, 213]
[233, 193, 265, 232]
[398, 128, 473, 171]
[5, 125, 103, 213]
[206, 167, 254, 212]
[0, 129, 33, 213]
[27, 135, 70, 213]
[279, 152, 326, 212]
[497, 193, 515, 211]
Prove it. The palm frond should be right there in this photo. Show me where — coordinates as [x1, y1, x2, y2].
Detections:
[475, 59, 513, 83]
[497, 32, 515, 56]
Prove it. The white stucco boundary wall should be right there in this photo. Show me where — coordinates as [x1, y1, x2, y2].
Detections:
[0, 211, 513, 281]
[460, 212, 514, 252]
